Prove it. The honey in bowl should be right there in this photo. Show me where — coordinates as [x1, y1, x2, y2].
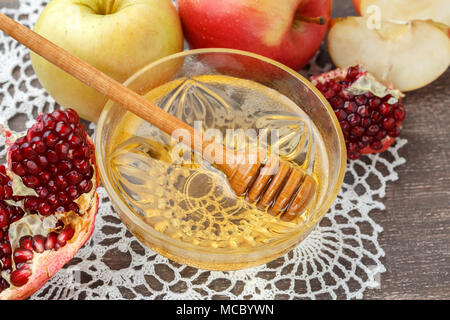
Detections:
[108, 74, 329, 249]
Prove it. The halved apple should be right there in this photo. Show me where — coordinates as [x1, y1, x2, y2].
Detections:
[328, 17, 450, 91]
[353, 0, 450, 26]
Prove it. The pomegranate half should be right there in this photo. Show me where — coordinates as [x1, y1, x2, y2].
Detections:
[0, 108, 99, 300]
[310, 65, 406, 160]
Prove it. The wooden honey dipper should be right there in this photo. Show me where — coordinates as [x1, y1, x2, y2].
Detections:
[0, 13, 317, 221]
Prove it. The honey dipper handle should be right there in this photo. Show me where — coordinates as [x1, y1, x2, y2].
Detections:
[0, 13, 197, 148]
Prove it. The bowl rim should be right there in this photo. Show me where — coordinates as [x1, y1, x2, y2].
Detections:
[95, 48, 347, 257]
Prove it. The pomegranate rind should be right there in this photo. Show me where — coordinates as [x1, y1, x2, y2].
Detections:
[0, 193, 98, 300]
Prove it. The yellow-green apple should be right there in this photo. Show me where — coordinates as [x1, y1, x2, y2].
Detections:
[31, 0, 184, 122]
[352, 0, 450, 27]
[328, 17, 450, 91]
[177, 0, 332, 70]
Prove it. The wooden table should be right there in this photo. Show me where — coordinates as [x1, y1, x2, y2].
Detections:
[1, 0, 449, 300]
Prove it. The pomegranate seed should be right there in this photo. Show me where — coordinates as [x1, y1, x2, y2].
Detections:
[32, 137, 47, 154]
[0, 277, 9, 291]
[58, 192, 70, 204]
[42, 114, 56, 130]
[15, 136, 27, 146]
[367, 124, 380, 136]
[45, 232, 57, 250]
[10, 145, 24, 162]
[361, 117, 371, 128]
[47, 150, 60, 163]
[0, 243, 10, 257]
[50, 165, 59, 176]
[347, 114, 361, 126]
[11, 162, 26, 176]
[22, 175, 40, 188]
[323, 89, 335, 99]
[57, 227, 75, 247]
[4, 186, 13, 199]
[39, 171, 51, 183]
[13, 248, 33, 264]
[394, 107, 406, 121]
[379, 103, 393, 116]
[344, 101, 357, 113]
[25, 160, 40, 175]
[74, 159, 89, 173]
[388, 126, 401, 138]
[16, 262, 30, 270]
[84, 167, 94, 180]
[55, 142, 70, 159]
[67, 171, 82, 185]
[354, 95, 367, 106]
[55, 175, 68, 190]
[38, 202, 52, 216]
[67, 186, 80, 200]
[66, 202, 80, 213]
[347, 152, 360, 160]
[37, 155, 49, 168]
[1, 256, 12, 270]
[361, 135, 373, 145]
[43, 131, 59, 147]
[51, 110, 68, 122]
[357, 106, 370, 117]
[67, 133, 82, 147]
[382, 117, 396, 130]
[47, 194, 59, 208]
[57, 160, 73, 173]
[347, 146, 358, 158]
[24, 197, 39, 210]
[47, 180, 59, 193]
[0, 210, 8, 228]
[351, 126, 364, 136]
[369, 98, 381, 108]
[335, 109, 347, 121]
[65, 108, 80, 123]
[29, 127, 44, 140]
[36, 186, 49, 199]
[371, 111, 382, 123]
[32, 235, 46, 253]
[10, 268, 32, 287]
[339, 90, 353, 100]
[375, 130, 387, 140]
[330, 96, 344, 109]
[55, 121, 72, 138]
[347, 66, 359, 79]
[20, 143, 37, 160]
[19, 236, 33, 251]
[78, 179, 93, 193]
[383, 94, 392, 102]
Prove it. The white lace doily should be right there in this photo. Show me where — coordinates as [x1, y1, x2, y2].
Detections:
[0, 1, 407, 300]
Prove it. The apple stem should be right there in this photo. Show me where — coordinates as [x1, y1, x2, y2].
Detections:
[294, 14, 326, 25]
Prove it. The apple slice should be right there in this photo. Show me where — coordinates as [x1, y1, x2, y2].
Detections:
[328, 17, 450, 91]
[353, 0, 450, 27]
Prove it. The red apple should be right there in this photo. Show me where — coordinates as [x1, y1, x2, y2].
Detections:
[177, 0, 332, 70]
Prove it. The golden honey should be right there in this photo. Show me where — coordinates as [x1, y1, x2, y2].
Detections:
[107, 74, 329, 250]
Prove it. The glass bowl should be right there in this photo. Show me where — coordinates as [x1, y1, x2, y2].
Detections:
[95, 48, 346, 270]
